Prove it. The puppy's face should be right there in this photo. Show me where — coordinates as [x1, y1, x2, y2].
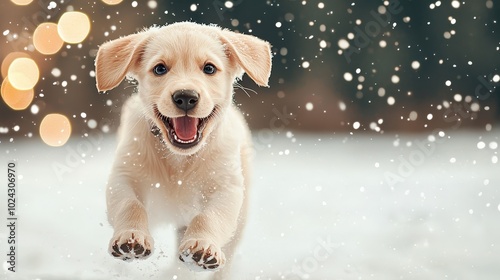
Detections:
[95, 22, 272, 155]
[138, 27, 234, 154]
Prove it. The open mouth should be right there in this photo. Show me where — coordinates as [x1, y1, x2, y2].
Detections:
[153, 106, 214, 149]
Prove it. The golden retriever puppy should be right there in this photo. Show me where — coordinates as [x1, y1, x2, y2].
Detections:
[95, 22, 271, 278]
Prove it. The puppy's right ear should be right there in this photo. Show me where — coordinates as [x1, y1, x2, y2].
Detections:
[95, 32, 148, 92]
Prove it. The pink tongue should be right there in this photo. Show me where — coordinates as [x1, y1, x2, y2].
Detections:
[172, 116, 199, 141]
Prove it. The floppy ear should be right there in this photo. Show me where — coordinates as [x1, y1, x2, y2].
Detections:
[219, 30, 272, 87]
[95, 32, 148, 92]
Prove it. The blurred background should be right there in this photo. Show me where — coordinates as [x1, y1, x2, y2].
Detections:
[0, 0, 498, 145]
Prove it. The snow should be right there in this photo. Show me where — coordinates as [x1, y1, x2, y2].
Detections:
[387, 96, 395, 105]
[343, 72, 353, 82]
[337, 39, 349, 50]
[1, 131, 500, 279]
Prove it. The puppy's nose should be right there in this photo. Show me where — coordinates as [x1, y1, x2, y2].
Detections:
[172, 90, 199, 112]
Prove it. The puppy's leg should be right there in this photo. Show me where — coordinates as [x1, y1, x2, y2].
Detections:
[213, 146, 252, 280]
[178, 187, 244, 271]
[106, 175, 153, 261]
[213, 198, 249, 280]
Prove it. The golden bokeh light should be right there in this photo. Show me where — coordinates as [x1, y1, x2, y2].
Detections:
[1, 52, 30, 78]
[33, 22, 64, 55]
[40, 113, 72, 147]
[1, 77, 34, 110]
[10, 0, 34, 5]
[7, 57, 40, 90]
[102, 0, 124, 5]
[57, 11, 91, 44]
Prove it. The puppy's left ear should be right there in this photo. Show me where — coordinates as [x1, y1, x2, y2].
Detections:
[95, 32, 149, 92]
[220, 30, 272, 87]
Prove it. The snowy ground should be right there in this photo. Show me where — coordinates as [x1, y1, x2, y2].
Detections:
[1, 131, 499, 280]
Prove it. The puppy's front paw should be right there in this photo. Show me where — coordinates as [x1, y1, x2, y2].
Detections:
[109, 230, 153, 261]
[178, 239, 225, 271]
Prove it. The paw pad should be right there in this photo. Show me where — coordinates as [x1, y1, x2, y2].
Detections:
[109, 230, 153, 261]
[179, 239, 225, 270]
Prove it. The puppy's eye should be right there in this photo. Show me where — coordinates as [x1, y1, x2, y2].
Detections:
[153, 64, 168, 76]
[203, 63, 217, 75]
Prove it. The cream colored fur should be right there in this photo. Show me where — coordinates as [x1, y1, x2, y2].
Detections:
[94, 22, 271, 279]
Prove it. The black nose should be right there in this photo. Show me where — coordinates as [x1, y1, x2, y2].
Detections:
[172, 90, 199, 112]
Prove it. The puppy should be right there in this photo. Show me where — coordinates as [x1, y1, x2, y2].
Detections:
[95, 22, 271, 278]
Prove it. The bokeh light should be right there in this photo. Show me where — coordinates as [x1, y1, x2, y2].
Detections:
[7, 57, 40, 90]
[39, 114, 72, 147]
[1, 77, 34, 110]
[1, 52, 30, 78]
[10, 0, 33, 5]
[57, 11, 91, 44]
[33, 22, 64, 55]
[102, 0, 123, 4]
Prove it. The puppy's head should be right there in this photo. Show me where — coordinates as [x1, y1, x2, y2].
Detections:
[95, 22, 272, 155]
